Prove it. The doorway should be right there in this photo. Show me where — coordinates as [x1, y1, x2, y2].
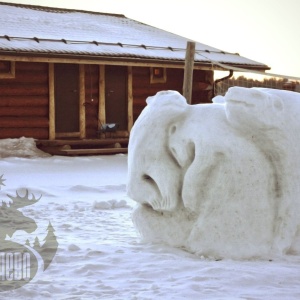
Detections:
[54, 64, 80, 135]
[105, 65, 127, 131]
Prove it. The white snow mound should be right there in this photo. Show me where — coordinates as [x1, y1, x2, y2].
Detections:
[0, 137, 50, 158]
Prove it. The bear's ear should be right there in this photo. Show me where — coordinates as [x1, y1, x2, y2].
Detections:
[225, 87, 285, 131]
[146, 90, 187, 109]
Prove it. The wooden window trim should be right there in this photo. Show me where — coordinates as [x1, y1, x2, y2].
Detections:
[150, 67, 167, 83]
[0, 61, 16, 79]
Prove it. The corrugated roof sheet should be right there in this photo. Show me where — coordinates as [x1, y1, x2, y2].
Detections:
[0, 2, 269, 70]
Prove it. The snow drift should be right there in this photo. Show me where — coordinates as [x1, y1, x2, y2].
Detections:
[127, 88, 300, 259]
[0, 137, 50, 158]
[0, 137, 299, 298]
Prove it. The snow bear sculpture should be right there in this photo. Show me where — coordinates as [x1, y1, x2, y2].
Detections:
[127, 88, 300, 259]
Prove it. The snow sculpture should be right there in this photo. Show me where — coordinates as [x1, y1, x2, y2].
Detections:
[127, 88, 300, 259]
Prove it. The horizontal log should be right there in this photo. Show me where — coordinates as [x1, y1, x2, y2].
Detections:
[62, 148, 128, 155]
[85, 89, 99, 98]
[0, 106, 48, 117]
[85, 106, 98, 114]
[84, 101, 99, 110]
[85, 128, 98, 139]
[85, 115, 98, 124]
[84, 74, 99, 82]
[55, 132, 80, 138]
[16, 62, 48, 72]
[0, 85, 48, 96]
[132, 87, 173, 97]
[132, 66, 148, 76]
[85, 119, 98, 128]
[1, 55, 207, 70]
[36, 138, 129, 147]
[0, 117, 48, 128]
[0, 96, 48, 107]
[12, 73, 48, 84]
[0, 128, 48, 139]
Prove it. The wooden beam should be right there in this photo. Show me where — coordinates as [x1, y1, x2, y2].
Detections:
[0, 55, 214, 70]
[0, 118, 48, 127]
[53, 148, 128, 156]
[98, 65, 106, 131]
[48, 63, 55, 140]
[55, 132, 80, 138]
[79, 64, 86, 138]
[183, 41, 195, 104]
[127, 66, 133, 132]
[36, 138, 129, 147]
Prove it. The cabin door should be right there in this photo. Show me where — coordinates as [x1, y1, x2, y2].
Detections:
[54, 64, 80, 136]
[105, 65, 127, 131]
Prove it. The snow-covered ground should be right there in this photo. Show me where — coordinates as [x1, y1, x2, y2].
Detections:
[0, 138, 300, 299]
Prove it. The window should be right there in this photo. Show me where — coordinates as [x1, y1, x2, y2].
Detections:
[0, 61, 15, 79]
[150, 67, 167, 84]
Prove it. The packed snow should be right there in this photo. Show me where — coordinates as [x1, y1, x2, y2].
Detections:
[0, 88, 300, 299]
[128, 88, 300, 260]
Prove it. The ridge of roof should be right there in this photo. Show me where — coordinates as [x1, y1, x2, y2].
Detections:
[0, 1, 125, 18]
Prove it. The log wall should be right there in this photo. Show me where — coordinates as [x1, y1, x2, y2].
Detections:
[0, 62, 214, 140]
[0, 62, 49, 139]
[132, 67, 213, 122]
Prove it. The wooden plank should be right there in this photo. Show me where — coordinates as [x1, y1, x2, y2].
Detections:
[183, 41, 195, 104]
[0, 85, 49, 96]
[59, 148, 128, 156]
[0, 96, 48, 107]
[127, 66, 133, 132]
[0, 106, 48, 117]
[55, 132, 80, 138]
[0, 128, 49, 139]
[48, 63, 55, 140]
[0, 55, 214, 70]
[36, 138, 129, 147]
[16, 61, 48, 72]
[0, 118, 48, 127]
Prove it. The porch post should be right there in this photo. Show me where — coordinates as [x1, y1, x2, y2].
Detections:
[127, 66, 133, 132]
[48, 63, 55, 140]
[79, 64, 86, 139]
[98, 65, 106, 134]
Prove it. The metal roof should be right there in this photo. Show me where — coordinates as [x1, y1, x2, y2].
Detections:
[0, 2, 270, 70]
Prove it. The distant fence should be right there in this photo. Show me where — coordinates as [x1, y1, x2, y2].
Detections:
[215, 73, 300, 96]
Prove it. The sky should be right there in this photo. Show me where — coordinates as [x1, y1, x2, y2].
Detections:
[3, 0, 300, 80]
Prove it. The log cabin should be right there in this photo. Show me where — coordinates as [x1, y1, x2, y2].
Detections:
[0, 2, 270, 155]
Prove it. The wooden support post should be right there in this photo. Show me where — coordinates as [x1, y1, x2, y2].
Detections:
[98, 65, 106, 135]
[183, 41, 195, 104]
[127, 66, 133, 132]
[48, 63, 55, 140]
[79, 64, 86, 139]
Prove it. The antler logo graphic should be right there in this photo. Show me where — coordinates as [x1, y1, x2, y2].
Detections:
[0, 175, 58, 291]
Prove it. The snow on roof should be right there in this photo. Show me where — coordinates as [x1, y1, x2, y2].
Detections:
[0, 2, 269, 70]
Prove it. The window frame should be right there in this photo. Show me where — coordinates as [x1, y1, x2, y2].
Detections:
[0, 61, 16, 79]
[150, 67, 167, 84]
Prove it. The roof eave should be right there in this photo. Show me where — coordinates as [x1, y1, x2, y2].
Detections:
[0, 50, 270, 72]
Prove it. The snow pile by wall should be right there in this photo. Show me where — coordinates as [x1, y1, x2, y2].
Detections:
[0, 137, 50, 158]
[127, 88, 300, 259]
